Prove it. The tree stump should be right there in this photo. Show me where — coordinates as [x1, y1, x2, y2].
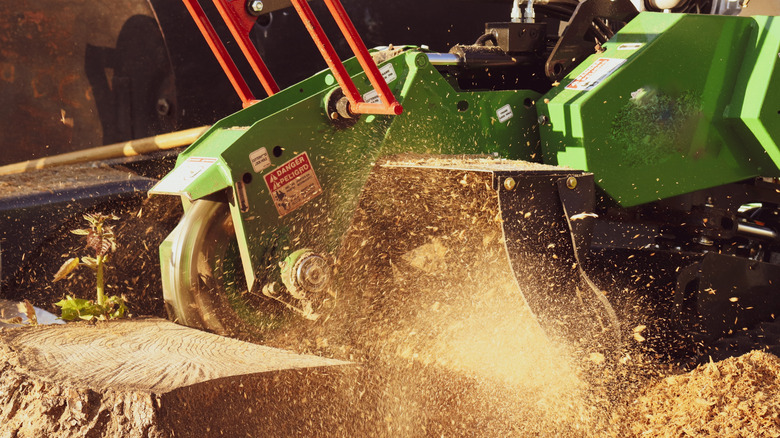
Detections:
[0, 318, 360, 437]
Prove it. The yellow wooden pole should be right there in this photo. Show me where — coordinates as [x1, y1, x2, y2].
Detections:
[0, 125, 210, 176]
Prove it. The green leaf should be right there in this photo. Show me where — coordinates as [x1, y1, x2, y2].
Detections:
[54, 294, 127, 321]
[53, 258, 80, 282]
[105, 296, 128, 319]
[54, 212, 124, 320]
[55, 296, 95, 321]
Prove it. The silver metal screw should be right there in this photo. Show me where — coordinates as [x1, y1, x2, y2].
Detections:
[250, 0, 263, 13]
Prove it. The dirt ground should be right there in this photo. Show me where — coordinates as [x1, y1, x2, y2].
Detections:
[2, 195, 181, 319]
[3, 180, 780, 436]
[2, 318, 780, 436]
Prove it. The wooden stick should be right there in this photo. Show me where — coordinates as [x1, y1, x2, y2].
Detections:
[0, 126, 210, 176]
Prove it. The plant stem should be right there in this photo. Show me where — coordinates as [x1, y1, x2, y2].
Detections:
[96, 255, 106, 306]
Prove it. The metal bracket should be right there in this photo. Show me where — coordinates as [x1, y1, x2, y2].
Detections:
[497, 170, 621, 349]
[545, 0, 638, 82]
[556, 173, 597, 265]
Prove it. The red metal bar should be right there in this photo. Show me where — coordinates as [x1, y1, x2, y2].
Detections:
[182, 0, 401, 115]
[289, 0, 402, 116]
[321, 0, 402, 116]
[180, 0, 255, 105]
[212, 0, 280, 98]
[289, 0, 361, 101]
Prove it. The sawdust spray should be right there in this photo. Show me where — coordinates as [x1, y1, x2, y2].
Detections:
[322, 161, 636, 436]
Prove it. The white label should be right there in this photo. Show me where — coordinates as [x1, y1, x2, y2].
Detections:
[566, 58, 626, 91]
[617, 43, 644, 51]
[263, 152, 322, 217]
[363, 89, 381, 104]
[362, 63, 397, 104]
[496, 104, 513, 123]
[150, 157, 217, 195]
[249, 147, 271, 173]
[379, 63, 397, 83]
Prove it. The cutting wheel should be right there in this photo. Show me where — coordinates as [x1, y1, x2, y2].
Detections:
[162, 200, 253, 335]
[163, 198, 313, 338]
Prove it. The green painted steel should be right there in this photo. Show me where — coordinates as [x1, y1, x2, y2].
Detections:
[153, 48, 540, 297]
[724, 15, 780, 168]
[539, 12, 780, 207]
[156, 12, 780, 325]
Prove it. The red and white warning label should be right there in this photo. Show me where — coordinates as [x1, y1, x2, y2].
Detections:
[565, 58, 626, 91]
[263, 152, 322, 217]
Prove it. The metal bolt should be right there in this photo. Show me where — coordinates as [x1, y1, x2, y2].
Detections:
[249, 0, 263, 12]
[156, 98, 170, 116]
[503, 177, 516, 191]
[415, 53, 428, 68]
[295, 253, 331, 293]
[537, 115, 548, 125]
[566, 176, 578, 190]
[262, 282, 278, 297]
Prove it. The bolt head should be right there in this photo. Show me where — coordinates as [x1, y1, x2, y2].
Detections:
[250, 0, 263, 12]
[156, 98, 170, 116]
[566, 176, 578, 190]
[296, 254, 331, 293]
[503, 177, 517, 191]
[262, 282, 278, 297]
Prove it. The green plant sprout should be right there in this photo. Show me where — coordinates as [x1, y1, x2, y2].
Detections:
[53, 213, 127, 321]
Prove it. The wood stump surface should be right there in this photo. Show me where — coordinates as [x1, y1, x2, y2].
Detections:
[0, 318, 360, 437]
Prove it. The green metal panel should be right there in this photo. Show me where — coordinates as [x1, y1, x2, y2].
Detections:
[724, 15, 780, 167]
[153, 48, 540, 292]
[539, 12, 780, 207]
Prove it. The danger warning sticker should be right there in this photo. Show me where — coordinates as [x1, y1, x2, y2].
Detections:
[566, 58, 626, 91]
[263, 152, 322, 217]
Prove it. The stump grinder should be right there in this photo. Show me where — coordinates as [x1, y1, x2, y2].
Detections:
[151, 0, 780, 361]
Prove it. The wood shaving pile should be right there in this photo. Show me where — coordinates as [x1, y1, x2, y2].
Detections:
[629, 350, 780, 437]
